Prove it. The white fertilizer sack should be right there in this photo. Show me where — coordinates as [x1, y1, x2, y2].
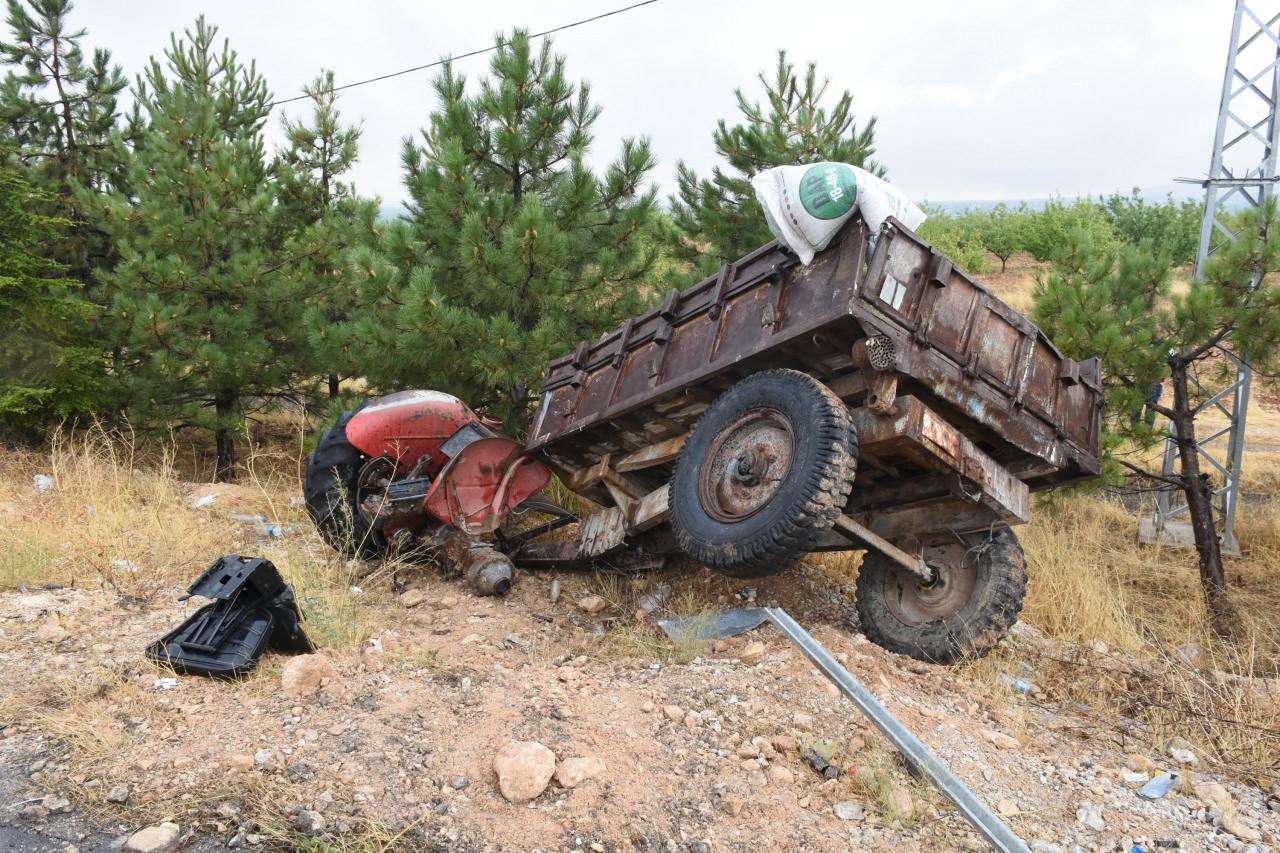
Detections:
[752, 162, 926, 264]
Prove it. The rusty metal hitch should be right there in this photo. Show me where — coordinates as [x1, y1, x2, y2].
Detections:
[831, 514, 936, 584]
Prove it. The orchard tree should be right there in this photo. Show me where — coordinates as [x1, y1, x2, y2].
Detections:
[274, 69, 372, 401]
[1022, 196, 1116, 262]
[982, 203, 1023, 272]
[0, 163, 97, 434]
[337, 30, 661, 429]
[670, 49, 881, 276]
[1032, 208, 1280, 635]
[89, 18, 304, 480]
[0, 0, 127, 284]
[1103, 188, 1202, 267]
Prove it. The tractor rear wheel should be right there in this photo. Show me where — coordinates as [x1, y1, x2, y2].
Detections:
[304, 406, 384, 558]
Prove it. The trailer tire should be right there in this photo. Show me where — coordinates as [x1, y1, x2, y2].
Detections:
[855, 528, 1026, 663]
[304, 405, 383, 558]
[670, 369, 858, 578]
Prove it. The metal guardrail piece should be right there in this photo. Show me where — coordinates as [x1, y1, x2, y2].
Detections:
[657, 607, 1029, 853]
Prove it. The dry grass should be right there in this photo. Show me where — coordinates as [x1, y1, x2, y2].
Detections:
[586, 571, 714, 663]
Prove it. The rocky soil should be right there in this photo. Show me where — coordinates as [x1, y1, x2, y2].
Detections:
[1, 558, 1278, 852]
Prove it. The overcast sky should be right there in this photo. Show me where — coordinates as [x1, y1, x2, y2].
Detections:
[76, 0, 1231, 208]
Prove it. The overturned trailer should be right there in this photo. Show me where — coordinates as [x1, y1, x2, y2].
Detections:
[305, 215, 1103, 663]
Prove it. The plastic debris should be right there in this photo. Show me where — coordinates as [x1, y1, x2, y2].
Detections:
[153, 677, 179, 691]
[1137, 772, 1178, 800]
[638, 583, 672, 614]
[801, 747, 840, 780]
[549, 578, 561, 604]
[146, 555, 313, 678]
[32, 474, 54, 493]
[110, 559, 142, 574]
[998, 673, 1038, 695]
[190, 494, 217, 509]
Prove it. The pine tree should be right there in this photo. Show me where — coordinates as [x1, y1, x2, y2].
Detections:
[1032, 209, 1280, 636]
[670, 50, 880, 277]
[0, 0, 127, 284]
[0, 162, 97, 435]
[88, 18, 303, 480]
[338, 30, 661, 430]
[274, 70, 371, 401]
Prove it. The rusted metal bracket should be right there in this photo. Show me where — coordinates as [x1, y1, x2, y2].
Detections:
[831, 514, 935, 584]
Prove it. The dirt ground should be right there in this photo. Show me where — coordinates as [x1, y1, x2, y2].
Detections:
[2, 540, 1277, 852]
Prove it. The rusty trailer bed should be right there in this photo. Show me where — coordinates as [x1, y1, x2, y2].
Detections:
[522, 215, 1102, 559]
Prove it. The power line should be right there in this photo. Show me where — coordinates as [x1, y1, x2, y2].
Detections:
[269, 0, 660, 109]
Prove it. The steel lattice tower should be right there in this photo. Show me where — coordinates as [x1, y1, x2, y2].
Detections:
[1140, 0, 1280, 556]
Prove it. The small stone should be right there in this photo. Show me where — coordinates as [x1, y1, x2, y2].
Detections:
[791, 712, 813, 731]
[446, 776, 469, 790]
[35, 614, 68, 642]
[576, 595, 607, 614]
[1076, 804, 1105, 832]
[721, 795, 745, 816]
[492, 740, 556, 803]
[1221, 812, 1262, 843]
[41, 795, 69, 814]
[833, 800, 864, 821]
[983, 729, 1021, 750]
[995, 798, 1020, 816]
[1194, 781, 1232, 813]
[767, 765, 794, 784]
[227, 754, 254, 772]
[105, 785, 129, 804]
[1168, 746, 1199, 766]
[293, 810, 326, 834]
[641, 700, 655, 713]
[663, 705, 685, 723]
[280, 654, 342, 700]
[888, 783, 914, 818]
[254, 749, 276, 768]
[771, 734, 797, 753]
[736, 743, 760, 759]
[399, 588, 427, 608]
[1125, 753, 1156, 772]
[739, 641, 765, 665]
[555, 756, 605, 788]
[1030, 843, 1063, 853]
[123, 822, 180, 853]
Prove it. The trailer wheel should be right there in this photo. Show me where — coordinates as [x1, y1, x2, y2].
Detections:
[304, 405, 384, 558]
[855, 529, 1027, 663]
[670, 369, 857, 578]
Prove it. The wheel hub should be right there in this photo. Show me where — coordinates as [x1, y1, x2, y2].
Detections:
[883, 541, 979, 626]
[698, 408, 795, 523]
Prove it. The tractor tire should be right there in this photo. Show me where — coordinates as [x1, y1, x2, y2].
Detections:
[304, 405, 383, 558]
[855, 528, 1027, 664]
[669, 369, 858, 578]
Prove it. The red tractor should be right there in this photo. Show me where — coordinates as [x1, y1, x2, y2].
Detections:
[303, 390, 557, 595]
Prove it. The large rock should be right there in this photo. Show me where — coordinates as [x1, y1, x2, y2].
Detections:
[1193, 781, 1232, 813]
[124, 822, 180, 853]
[493, 741, 556, 803]
[555, 755, 605, 788]
[280, 654, 341, 700]
[1220, 812, 1262, 843]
